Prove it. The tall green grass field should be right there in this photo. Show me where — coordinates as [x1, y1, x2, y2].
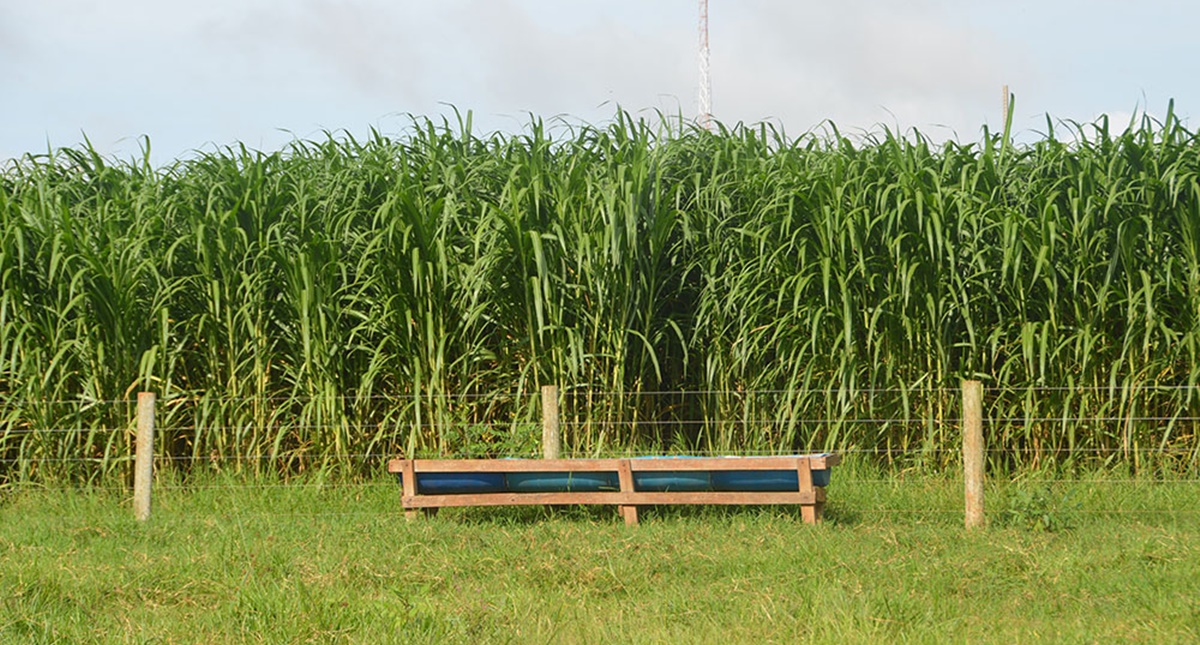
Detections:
[2, 107, 1200, 480]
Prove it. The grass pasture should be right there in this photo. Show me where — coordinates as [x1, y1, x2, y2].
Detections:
[2, 471, 1197, 643]
[4, 109, 1200, 642]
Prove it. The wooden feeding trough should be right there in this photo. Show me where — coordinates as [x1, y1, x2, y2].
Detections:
[386, 454, 839, 525]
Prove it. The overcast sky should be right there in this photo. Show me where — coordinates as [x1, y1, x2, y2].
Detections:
[2, 0, 1197, 164]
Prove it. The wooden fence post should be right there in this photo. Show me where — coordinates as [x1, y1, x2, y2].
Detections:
[962, 380, 985, 529]
[541, 385, 560, 460]
[134, 391, 156, 522]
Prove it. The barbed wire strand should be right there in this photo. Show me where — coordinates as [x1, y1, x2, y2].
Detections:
[6, 383, 1197, 407]
[5, 444, 1200, 466]
[8, 411, 1200, 437]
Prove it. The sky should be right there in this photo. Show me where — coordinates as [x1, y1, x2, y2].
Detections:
[2, 0, 1198, 164]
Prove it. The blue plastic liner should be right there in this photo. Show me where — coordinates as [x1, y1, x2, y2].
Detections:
[632, 471, 713, 492]
[404, 457, 831, 495]
[710, 469, 830, 491]
[415, 472, 506, 495]
[629, 455, 710, 492]
[505, 472, 621, 492]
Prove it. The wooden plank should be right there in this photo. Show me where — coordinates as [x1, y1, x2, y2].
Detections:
[387, 459, 404, 473]
[400, 459, 419, 521]
[410, 458, 624, 473]
[402, 455, 837, 474]
[797, 458, 816, 524]
[818, 454, 841, 468]
[401, 489, 824, 509]
[617, 459, 639, 525]
[796, 458, 814, 493]
[627, 456, 832, 472]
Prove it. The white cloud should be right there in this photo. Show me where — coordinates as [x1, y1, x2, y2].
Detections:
[457, 1, 692, 117]
[207, 0, 696, 122]
[708, 0, 1026, 139]
[203, 1, 424, 101]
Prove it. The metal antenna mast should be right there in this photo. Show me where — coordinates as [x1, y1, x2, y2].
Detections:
[698, 0, 712, 130]
[1002, 84, 1011, 125]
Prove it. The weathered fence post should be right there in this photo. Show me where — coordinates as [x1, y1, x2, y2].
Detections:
[134, 391, 156, 522]
[542, 385, 560, 460]
[962, 380, 985, 529]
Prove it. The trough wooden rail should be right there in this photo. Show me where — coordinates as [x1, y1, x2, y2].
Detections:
[386, 455, 839, 526]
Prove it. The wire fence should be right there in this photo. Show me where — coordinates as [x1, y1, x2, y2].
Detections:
[1, 385, 1198, 523]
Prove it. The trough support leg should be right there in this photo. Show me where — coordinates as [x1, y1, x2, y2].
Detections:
[617, 459, 639, 526]
[401, 460, 420, 521]
[621, 505, 639, 526]
[797, 458, 818, 525]
[800, 503, 818, 523]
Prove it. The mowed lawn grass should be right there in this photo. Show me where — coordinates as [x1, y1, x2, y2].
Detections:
[1, 473, 1198, 643]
